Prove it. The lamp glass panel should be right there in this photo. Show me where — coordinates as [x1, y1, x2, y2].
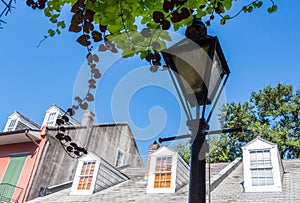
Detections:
[172, 45, 210, 96]
[207, 51, 223, 100]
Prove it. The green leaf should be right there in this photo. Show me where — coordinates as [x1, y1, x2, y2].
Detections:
[257, 1, 263, 8]
[173, 23, 180, 31]
[220, 18, 226, 25]
[267, 7, 273, 13]
[48, 29, 55, 37]
[60, 21, 66, 29]
[223, 0, 232, 10]
[247, 6, 253, 13]
[272, 5, 278, 12]
[44, 8, 51, 17]
[224, 15, 230, 20]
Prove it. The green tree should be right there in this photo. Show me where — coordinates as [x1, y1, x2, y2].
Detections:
[174, 141, 190, 164]
[216, 83, 300, 161]
[4, 0, 277, 56]
[174, 83, 300, 163]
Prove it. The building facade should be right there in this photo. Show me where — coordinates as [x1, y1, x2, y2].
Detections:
[0, 112, 46, 203]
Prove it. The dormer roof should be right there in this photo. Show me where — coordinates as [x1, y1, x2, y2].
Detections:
[242, 136, 277, 149]
[13, 112, 40, 129]
[3, 111, 40, 132]
[69, 152, 129, 196]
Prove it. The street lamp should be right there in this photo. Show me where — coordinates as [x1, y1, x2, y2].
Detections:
[161, 18, 230, 203]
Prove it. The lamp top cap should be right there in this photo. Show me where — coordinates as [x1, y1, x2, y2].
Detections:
[185, 17, 207, 40]
[192, 17, 206, 28]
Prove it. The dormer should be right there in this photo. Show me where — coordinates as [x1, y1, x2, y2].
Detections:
[3, 112, 40, 132]
[70, 152, 128, 196]
[42, 105, 80, 127]
[242, 137, 284, 192]
[146, 145, 189, 193]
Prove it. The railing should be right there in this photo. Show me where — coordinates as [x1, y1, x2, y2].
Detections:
[0, 183, 23, 203]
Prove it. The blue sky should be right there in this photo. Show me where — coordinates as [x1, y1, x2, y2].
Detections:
[1, 1, 300, 159]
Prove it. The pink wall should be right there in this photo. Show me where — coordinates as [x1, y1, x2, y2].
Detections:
[0, 137, 46, 203]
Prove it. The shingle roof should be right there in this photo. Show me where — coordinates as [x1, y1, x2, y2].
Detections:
[27, 158, 300, 203]
[211, 159, 300, 203]
[26, 161, 233, 203]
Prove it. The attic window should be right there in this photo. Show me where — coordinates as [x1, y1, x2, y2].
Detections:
[77, 161, 96, 190]
[250, 149, 273, 186]
[154, 156, 172, 188]
[115, 149, 125, 167]
[7, 119, 17, 131]
[46, 112, 56, 125]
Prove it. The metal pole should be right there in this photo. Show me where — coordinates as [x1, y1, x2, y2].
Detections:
[188, 118, 209, 203]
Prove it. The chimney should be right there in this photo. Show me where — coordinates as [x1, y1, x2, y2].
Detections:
[145, 141, 160, 180]
[81, 110, 95, 126]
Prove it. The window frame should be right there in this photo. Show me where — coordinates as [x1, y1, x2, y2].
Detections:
[70, 158, 99, 196]
[115, 149, 125, 167]
[249, 149, 274, 186]
[146, 147, 177, 194]
[46, 112, 57, 126]
[7, 119, 17, 131]
[154, 156, 173, 188]
[77, 161, 96, 191]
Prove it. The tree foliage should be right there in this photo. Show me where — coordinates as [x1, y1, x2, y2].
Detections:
[174, 141, 190, 164]
[216, 83, 300, 162]
[175, 83, 300, 163]
[22, 0, 278, 59]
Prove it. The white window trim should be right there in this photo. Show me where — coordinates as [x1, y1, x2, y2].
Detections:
[115, 148, 125, 167]
[249, 149, 274, 187]
[146, 148, 177, 194]
[70, 157, 100, 195]
[242, 139, 283, 193]
[7, 119, 17, 131]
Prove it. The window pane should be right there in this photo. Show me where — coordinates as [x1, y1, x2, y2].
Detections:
[77, 161, 95, 190]
[154, 156, 172, 188]
[251, 168, 273, 186]
[250, 149, 272, 167]
[116, 150, 125, 167]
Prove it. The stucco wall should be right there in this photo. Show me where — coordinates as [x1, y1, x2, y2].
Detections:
[0, 138, 46, 203]
[27, 123, 143, 201]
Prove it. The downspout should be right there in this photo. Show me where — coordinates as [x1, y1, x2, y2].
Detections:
[25, 130, 39, 147]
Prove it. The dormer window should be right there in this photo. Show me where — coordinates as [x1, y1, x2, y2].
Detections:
[250, 149, 272, 167]
[242, 137, 283, 192]
[46, 112, 56, 126]
[154, 156, 172, 188]
[146, 146, 189, 194]
[70, 152, 129, 196]
[77, 161, 96, 190]
[7, 119, 17, 131]
[250, 149, 273, 186]
[70, 156, 99, 195]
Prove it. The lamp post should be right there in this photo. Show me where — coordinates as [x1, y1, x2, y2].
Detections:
[161, 18, 230, 203]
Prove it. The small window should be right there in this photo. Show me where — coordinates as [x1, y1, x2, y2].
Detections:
[250, 149, 273, 186]
[251, 168, 274, 186]
[115, 150, 125, 167]
[154, 156, 172, 188]
[46, 112, 56, 125]
[250, 149, 272, 167]
[77, 161, 96, 190]
[7, 119, 17, 131]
